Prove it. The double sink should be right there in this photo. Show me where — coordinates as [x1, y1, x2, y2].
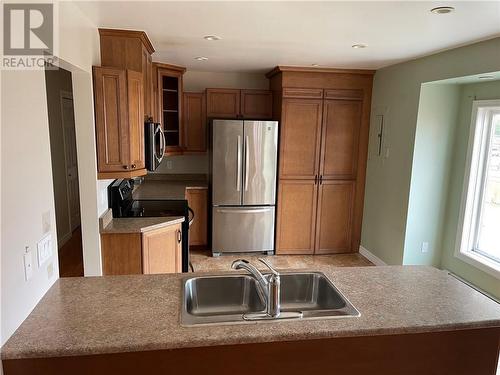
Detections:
[182, 268, 359, 326]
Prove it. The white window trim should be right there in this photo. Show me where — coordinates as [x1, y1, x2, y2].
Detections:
[454, 99, 500, 280]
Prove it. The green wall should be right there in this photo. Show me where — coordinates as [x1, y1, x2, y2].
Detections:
[403, 84, 460, 266]
[440, 80, 500, 298]
[361, 37, 500, 295]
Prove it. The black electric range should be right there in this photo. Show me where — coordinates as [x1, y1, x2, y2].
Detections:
[109, 179, 191, 272]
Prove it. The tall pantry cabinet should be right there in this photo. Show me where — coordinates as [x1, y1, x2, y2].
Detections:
[267, 67, 374, 255]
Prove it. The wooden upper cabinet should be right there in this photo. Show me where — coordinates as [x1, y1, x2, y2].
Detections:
[127, 70, 145, 170]
[315, 180, 355, 254]
[155, 63, 186, 153]
[206, 88, 273, 119]
[279, 98, 323, 179]
[142, 224, 182, 274]
[142, 47, 154, 119]
[98, 29, 155, 120]
[94, 67, 146, 178]
[320, 99, 363, 179]
[206, 89, 240, 118]
[183, 92, 207, 152]
[276, 180, 317, 255]
[240, 90, 272, 119]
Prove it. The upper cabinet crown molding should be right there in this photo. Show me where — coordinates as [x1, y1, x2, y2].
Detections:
[153, 62, 187, 74]
[98, 28, 155, 54]
[266, 65, 375, 78]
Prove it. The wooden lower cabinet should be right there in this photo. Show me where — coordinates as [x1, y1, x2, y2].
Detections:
[276, 180, 317, 254]
[315, 180, 355, 254]
[185, 188, 208, 247]
[276, 179, 356, 255]
[101, 224, 182, 275]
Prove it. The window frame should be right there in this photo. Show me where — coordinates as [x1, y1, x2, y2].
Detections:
[454, 99, 500, 279]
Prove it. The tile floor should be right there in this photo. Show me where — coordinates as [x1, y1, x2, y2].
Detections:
[190, 248, 373, 273]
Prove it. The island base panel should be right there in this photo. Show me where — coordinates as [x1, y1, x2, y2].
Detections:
[3, 328, 499, 375]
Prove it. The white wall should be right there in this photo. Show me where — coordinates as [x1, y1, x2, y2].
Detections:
[183, 70, 269, 92]
[0, 1, 102, 347]
[1, 70, 59, 344]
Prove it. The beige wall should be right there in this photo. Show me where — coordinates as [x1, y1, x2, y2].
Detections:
[1, 1, 101, 346]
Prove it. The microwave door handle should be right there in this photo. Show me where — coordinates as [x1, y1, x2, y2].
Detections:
[159, 127, 166, 161]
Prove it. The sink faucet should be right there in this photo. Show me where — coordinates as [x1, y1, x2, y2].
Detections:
[231, 258, 281, 318]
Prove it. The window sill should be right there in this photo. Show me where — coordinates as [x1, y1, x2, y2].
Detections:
[455, 250, 500, 280]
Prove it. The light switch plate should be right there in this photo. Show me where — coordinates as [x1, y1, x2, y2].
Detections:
[37, 233, 52, 267]
[24, 251, 33, 281]
[421, 241, 429, 253]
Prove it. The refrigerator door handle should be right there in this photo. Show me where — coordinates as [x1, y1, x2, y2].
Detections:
[217, 208, 273, 214]
[236, 135, 242, 191]
[244, 135, 250, 191]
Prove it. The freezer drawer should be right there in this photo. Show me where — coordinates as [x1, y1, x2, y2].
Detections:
[212, 206, 275, 253]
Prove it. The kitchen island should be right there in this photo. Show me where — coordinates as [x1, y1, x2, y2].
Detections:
[2, 266, 500, 374]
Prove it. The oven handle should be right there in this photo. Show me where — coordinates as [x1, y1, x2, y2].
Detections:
[188, 207, 195, 227]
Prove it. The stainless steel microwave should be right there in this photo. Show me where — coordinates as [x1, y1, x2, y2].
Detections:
[145, 121, 165, 171]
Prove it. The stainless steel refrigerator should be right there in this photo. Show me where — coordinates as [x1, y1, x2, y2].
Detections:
[211, 119, 278, 255]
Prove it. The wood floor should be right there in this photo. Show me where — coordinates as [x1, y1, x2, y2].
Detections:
[58, 226, 84, 277]
[190, 248, 373, 272]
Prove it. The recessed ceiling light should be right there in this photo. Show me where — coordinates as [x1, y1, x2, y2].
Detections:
[312, 63, 320, 67]
[204, 35, 221, 41]
[352, 44, 367, 49]
[430, 6, 455, 14]
[478, 75, 494, 80]
[194, 56, 208, 61]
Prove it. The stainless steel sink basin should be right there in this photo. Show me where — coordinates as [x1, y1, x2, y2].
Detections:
[182, 272, 359, 326]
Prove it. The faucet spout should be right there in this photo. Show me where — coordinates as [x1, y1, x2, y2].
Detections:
[231, 258, 281, 318]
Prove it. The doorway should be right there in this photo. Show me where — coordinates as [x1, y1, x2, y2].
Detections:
[45, 67, 84, 277]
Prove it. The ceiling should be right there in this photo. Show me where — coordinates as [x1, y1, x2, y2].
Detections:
[75, 1, 500, 73]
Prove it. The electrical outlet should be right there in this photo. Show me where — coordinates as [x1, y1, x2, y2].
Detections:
[24, 249, 33, 281]
[166, 160, 173, 170]
[37, 233, 53, 267]
[421, 241, 429, 253]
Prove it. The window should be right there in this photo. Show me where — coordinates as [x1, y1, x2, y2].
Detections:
[456, 100, 500, 278]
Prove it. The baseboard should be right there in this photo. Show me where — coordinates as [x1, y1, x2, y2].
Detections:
[359, 246, 387, 266]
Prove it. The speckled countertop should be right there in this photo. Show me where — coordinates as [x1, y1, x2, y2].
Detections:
[100, 216, 185, 234]
[2, 266, 500, 360]
[98, 209, 184, 234]
[133, 174, 207, 200]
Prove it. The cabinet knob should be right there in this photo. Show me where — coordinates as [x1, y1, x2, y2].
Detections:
[177, 230, 182, 243]
[123, 165, 129, 170]
[131, 164, 136, 169]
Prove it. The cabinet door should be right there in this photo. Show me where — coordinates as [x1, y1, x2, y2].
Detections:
[315, 180, 355, 254]
[206, 89, 240, 118]
[142, 224, 182, 274]
[183, 92, 207, 152]
[158, 68, 183, 152]
[240, 90, 272, 119]
[320, 99, 362, 179]
[101, 233, 143, 275]
[93, 66, 130, 173]
[276, 180, 318, 254]
[127, 70, 145, 171]
[186, 188, 208, 246]
[142, 47, 153, 119]
[279, 99, 323, 179]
